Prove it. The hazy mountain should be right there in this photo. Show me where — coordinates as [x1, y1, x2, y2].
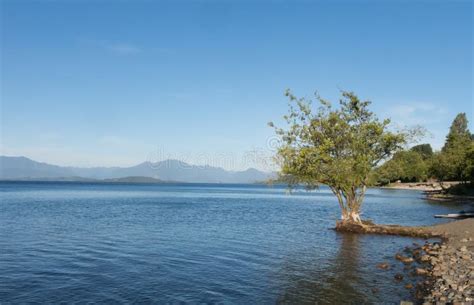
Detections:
[0, 156, 75, 179]
[0, 156, 274, 183]
[102, 176, 165, 183]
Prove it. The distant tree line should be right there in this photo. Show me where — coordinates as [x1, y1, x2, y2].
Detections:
[372, 113, 474, 185]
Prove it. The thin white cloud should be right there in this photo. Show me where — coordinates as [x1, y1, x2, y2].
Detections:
[386, 102, 446, 126]
[383, 101, 450, 150]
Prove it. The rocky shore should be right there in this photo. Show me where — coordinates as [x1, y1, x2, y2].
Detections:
[396, 219, 474, 304]
[422, 219, 474, 304]
[335, 213, 474, 303]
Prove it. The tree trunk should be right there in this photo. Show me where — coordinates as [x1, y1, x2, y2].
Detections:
[340, 208, 361, 223]
[332, 186, 366, 224]
[349, 211, 361, 223]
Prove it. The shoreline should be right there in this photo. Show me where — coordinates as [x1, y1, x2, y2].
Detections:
[383, 182, 474, 205]
[381, 182, 460, 192]
[336, 218, 473, 304]
[421, 219, 474, 303]
[393, 219, 474, 304]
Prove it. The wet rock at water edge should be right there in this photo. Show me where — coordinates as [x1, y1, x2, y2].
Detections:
[420, 254, 430, 262]
[415, 268, 429, 276]
[396, 253, 414, 264]
[376, 262, 390, 270]
[394, 274, 404, 281]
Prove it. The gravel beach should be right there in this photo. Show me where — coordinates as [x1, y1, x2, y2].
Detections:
[422, 219, 474, 304]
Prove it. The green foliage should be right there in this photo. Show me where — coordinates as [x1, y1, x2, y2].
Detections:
[430, 113, 474, 182]
[374, 150, 428, 184]
[373, 113, 473, 185]
[466, 144, 474, 182]
[269, 90, 409, 222]
[443, 113, 470, 151]
[410, 143, 433, 159]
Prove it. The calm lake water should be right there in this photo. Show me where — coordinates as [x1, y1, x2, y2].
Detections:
[0, 182, 468, 304]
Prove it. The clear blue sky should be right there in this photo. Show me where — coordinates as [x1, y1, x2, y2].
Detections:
[1, 0, 472, 170]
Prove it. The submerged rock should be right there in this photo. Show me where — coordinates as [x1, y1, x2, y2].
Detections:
[396, 253, 414, 264]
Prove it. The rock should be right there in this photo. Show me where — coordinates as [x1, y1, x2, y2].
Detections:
[396, 253, 414, 264]
[420, 254, 431, 262]
[394, 273, 404, 281]
[415, 268, 428, 276]
[376, 262, 389, 269]
[371, 287, 379, 294]
[400, 301, 413, 305]
[460, 238, 468, 243]
[405, 283, 414, 289]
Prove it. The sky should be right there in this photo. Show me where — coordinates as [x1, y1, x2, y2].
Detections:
[1, 0, 472, 171]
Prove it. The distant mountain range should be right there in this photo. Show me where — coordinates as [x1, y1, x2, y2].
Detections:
[0, 156, 275, 184]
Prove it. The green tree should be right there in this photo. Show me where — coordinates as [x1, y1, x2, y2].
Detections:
[375, 150, 428, 184]
[466, 144, 474, 183]
[443, 113, 471, 151]
[432, 113, 473, 183]
[429, 152, 452, 184]
[410, 143, 433, 160]
[269, 90, 410, 223]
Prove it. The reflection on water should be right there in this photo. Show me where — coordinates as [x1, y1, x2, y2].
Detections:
[314, 234, 366, 304]
[278, 233, 366, 305]
[0, 182, 467, 303]
[277, 232, 430, 305]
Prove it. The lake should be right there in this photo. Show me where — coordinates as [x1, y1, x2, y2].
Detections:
[0, 182, 467, 304]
